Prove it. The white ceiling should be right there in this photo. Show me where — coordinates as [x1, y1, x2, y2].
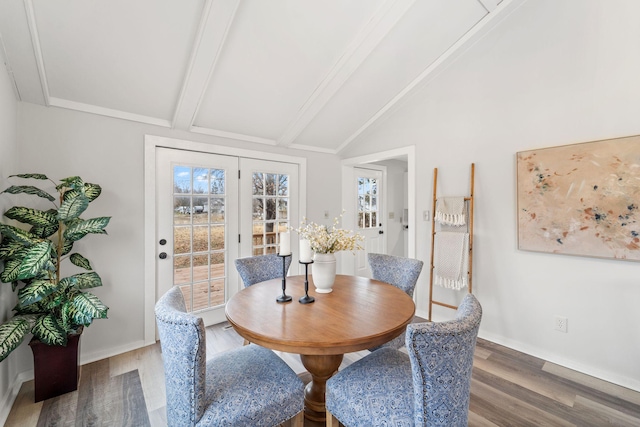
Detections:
[0, 0, 516, 154]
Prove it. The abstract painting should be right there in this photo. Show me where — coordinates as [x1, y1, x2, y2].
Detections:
[517, 135, 640, 261]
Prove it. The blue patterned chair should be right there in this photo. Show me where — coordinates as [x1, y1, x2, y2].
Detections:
[326, 293, 482, 427]
[368, 253, 424, 351]
[235, 253, 292, 287]
[155, 286, 305, 427]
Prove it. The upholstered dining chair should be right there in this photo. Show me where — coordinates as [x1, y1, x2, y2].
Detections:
[367, 253, 423, 351]
[326, 293, 482, 427]
[155, 286, 305, 427]
[235, 253, 292, 288]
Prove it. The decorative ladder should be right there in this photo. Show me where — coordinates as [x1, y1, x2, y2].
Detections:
[428, 163, 475, 321]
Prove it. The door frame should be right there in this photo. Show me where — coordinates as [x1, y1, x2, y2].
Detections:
[340, 146, 416, 276]
[144, 134, 307, 345]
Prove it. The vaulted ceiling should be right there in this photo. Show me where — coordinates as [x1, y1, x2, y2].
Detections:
[0, 0, 515, 154]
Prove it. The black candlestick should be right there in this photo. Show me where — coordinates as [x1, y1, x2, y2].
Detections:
[298, 260, 315, 304]
[276, 253, 292, 303]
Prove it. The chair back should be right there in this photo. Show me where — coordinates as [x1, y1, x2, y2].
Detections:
[406, 293, 482, 426]
[235, 253, 292, 287]
[368, 253, 423, 297]
[155, 286, 207, 426]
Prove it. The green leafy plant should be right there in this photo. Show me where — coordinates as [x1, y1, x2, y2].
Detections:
[0, 174, 110, 361]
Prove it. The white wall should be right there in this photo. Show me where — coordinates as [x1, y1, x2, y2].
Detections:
[15, 102, 343, 364]
[342, 0, 640, 390]
[0, 43, 27, 421]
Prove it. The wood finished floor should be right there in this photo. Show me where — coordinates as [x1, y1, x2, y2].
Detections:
[6, 321, 640, 426]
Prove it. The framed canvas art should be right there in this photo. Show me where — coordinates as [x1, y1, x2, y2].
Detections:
[517, 135, 640, 261]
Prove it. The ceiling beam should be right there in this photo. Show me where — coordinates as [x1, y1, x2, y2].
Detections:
[172, 0, 240, 130]
[275, 0, 417, 148]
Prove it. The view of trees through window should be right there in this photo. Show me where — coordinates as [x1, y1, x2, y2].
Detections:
[252, 172, 289, 255]
[358, 176, 378, 229]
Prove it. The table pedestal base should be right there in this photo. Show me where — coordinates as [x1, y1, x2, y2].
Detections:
[300, 354, 344, 422]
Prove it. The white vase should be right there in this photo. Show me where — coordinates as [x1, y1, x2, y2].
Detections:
[312, 252, 336, 293]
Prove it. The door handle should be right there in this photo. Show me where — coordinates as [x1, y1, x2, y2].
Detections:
[378, 230, 384, 235]
[159, 252, 168, 259]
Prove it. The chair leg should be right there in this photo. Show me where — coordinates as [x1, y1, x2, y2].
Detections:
[326, 410, 340, 427]
[243, 338, 249, 346]
[290, 411, 304, 427]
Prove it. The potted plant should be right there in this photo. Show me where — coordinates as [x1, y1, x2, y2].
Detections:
[0, 174, 109, 401]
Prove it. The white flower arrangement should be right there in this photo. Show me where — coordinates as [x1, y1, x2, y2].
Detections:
[293, 212, 364, 254]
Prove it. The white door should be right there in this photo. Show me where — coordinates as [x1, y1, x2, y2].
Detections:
[354, 168, 385, 278]
[157, 148, 239, 326]
[239, 158, 299, 265]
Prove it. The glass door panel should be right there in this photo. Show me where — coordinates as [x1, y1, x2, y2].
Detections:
[157, 148, 239, 326]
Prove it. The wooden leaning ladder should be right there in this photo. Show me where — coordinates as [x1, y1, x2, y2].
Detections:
[428, 163, 475, 321]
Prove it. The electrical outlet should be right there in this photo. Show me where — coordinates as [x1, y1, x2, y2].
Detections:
[423, 210, 430, 221]
[554, 315, 568, 333]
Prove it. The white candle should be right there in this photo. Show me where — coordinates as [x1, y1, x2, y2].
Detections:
[279, 231, 291, 256]
[299, 239, 312, 262]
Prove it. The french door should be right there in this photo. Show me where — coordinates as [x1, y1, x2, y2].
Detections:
[239, 158, 299, 263]
[156, 148, 299, 326]
[157, 148, 239, 325]
[354, 167, 384, 278]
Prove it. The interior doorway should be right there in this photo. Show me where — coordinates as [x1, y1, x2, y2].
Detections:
[341, 146, 415, 277]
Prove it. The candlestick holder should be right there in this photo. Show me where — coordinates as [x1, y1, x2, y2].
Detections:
[298, 260, 315, 304]
[276, 253, 292, 303]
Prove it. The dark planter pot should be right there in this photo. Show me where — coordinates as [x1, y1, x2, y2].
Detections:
[28, 326, 83, 402]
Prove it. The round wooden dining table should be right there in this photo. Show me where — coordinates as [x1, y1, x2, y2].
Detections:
[225, 274, 416, 421]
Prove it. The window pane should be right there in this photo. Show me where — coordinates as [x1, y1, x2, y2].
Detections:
[174, 196, 190, 223]
[193, 226, 209, 252]
[266, 198, 276, 220]
[192, 281, 209, 311]
[372, 212, 377, 227]
[174, 256, 191, 284]
[210, 279, 225, 307]
[278, 175, 289, 196]
[210, 197, 225, 222]
[193, 168, 209, 194]
[211, 225, 224, 250]
[193, 254, 209, 282]
[193, 196, 208, 224]
[253, 198, 264, 220]
[174, 226, 191, 254]
[174, 166, 191, 193]
[278, 199, 288, 219]
[252, 173, 264, 195]
[265, 174, 277, 196]
[211, 253, 225, 279]
[210, 169, 225, 194]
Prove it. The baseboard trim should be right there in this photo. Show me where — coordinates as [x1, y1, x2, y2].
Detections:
[80, 339, 149, 365]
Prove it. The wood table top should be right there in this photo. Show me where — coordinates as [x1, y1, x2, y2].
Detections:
[225, 274, 416, 355]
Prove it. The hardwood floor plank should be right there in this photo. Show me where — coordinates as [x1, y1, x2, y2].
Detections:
[473, 348, 577, 407]
[468, 408, 499, 427]
[470, 377, 576, 427]
[471, 365, 613, 426]
[36, 386, 78, 427]
[74, 359, 111, 426]
[5, 381, 43, 427]
[543, 361, 640, 407]
[573, 395, 640, 427]
[117, 370, 151, 427]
